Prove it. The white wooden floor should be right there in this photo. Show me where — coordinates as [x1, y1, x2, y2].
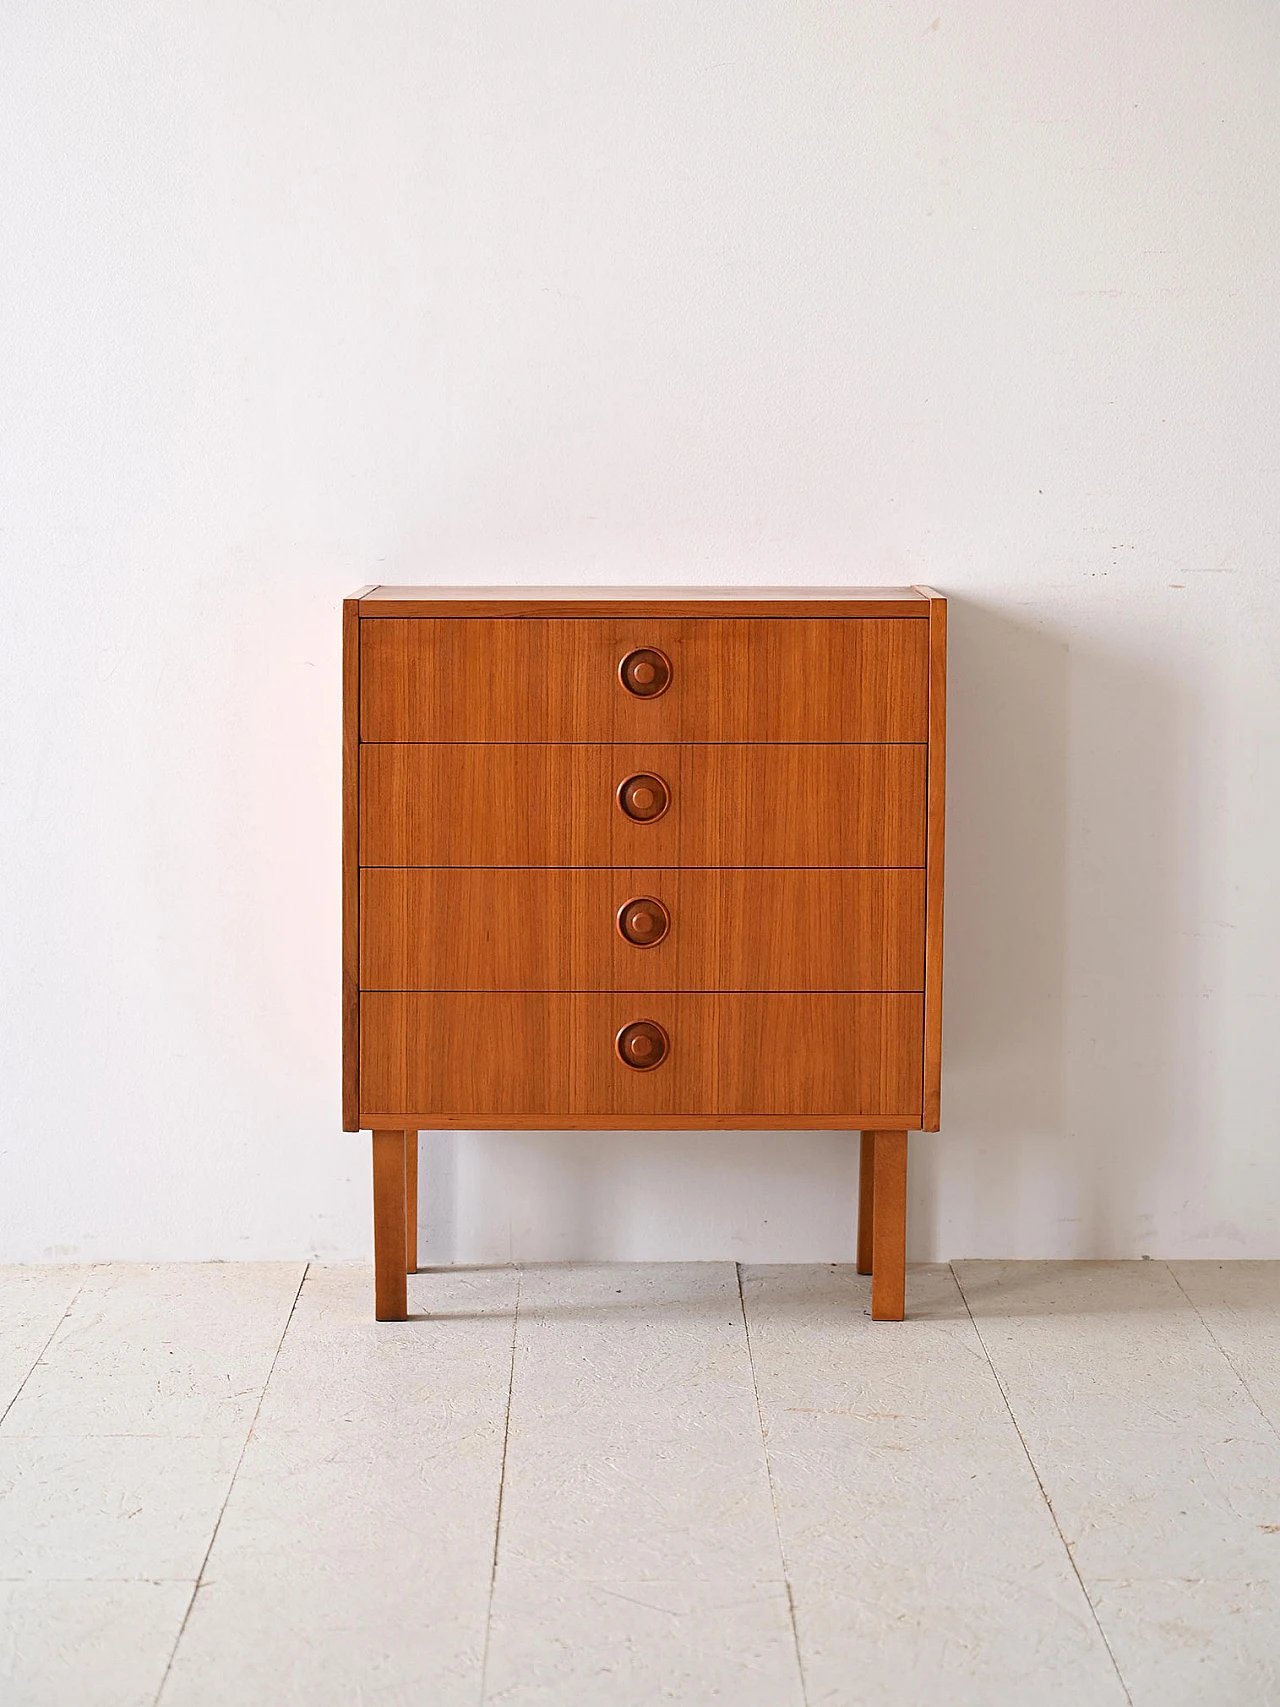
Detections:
[3, 1262, 1279, 1705]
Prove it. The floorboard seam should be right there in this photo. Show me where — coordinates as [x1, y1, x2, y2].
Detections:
[949, 1262, 1135, 1707]
[478, 1263, 522, 1707]
[1166, 1263, 1280, 1447]
[0, 1265, 95, 1433]
[149, 1261, 309, 1707]
[736, 1263, 809, 1707]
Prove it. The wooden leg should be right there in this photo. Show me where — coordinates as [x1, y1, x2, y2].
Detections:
[372, 1130, 408, 1321]
[856, 1131, 875, 1274]
[870, 1131, 908, 1322]
[405, 1131, 419, 1275]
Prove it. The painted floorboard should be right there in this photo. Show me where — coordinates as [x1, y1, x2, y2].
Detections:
[0, 1266, 88, 1420]
[4, 1260, 1280, 1705]
[0, 1262, 303, 1707]
[1171, 1260, 1280, 1434]
[954, 1260, 1280, 1707]
[483, 1262, 804, 1707]
[0, 1580, 193, 1707]
[158, 1264, 521, 1707]
[2, 1263, 304, 1438]
[742, 1263, 1127, 1707]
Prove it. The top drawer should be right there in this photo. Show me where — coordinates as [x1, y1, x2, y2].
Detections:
[360, 618, 929, 743]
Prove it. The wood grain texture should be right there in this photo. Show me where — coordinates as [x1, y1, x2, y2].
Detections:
[359, 992, 924, 1123]
[359, 868, 925, 992]
[360, 743, 927, 869]
[913, 586, 947, 1132]
[371, 1130, 407, 1321]
[357, 1114, 921, 1130]
[857, 1132, 875, 1274]
[356, 586, 928, 618]
[360, 618, 927, 742]
[870, 1129, 908, 1320]
[342, 597, 362, 1132]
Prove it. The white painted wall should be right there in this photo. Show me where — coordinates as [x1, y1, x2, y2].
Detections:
[2, 2, 1278, 1263]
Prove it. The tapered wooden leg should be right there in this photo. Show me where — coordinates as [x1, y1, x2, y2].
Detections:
[870, 1131, 908, 1321]
[405, 1131, 419, 1275]
[372, 1130, 408, 1321]
[857, 1131, 875, 1274]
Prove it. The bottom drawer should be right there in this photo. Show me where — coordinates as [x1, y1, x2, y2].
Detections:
[359, 992, 923, 1127]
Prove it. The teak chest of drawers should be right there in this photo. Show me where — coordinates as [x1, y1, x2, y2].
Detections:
[343, 585, 946, 1321]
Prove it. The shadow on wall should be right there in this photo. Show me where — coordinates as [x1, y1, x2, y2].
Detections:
[915, 596, 1190, 1258]
[417, 1124, 866, 1267]
[417, 595, 1194, 1265]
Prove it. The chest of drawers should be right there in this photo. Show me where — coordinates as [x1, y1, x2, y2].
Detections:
[343, 586, 946, 1321]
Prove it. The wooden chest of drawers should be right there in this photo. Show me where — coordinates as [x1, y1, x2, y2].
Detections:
[343, 586, 946, 1321]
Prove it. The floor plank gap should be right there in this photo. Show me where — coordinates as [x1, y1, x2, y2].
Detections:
[479, 1263, 522, 1707]
[1165, 1261, 1280, 1450]
[151, 1263, 309, 1707]
[736, 1260, 809, 1707]
[0, 1266, 95, 1432]
[950, 1262, 1136, 1707]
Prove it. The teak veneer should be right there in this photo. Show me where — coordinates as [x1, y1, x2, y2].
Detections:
[359, 868, 926, 992]
[344, 584, 946, 1321]
[359, 742, 927, 868]
[361, 616, 928, 742]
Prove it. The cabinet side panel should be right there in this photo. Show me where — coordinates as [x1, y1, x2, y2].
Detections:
[342, 598, 362, 1130]
[915, 587, 947, 1129]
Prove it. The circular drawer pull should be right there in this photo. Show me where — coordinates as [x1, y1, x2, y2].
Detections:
[617, 897, 670, 947]
[619, 648, 671, 698]
[616, 1020, 669, 1070]
[617, 772, 670, 822]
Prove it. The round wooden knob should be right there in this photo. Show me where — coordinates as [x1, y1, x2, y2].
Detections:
[617, 897, 670, 947]
[619, 648, 671, 698]
[617, 773, 670, 822]
[616, 1020, 669, 1070]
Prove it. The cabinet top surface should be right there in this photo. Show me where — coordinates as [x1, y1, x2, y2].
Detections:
[350, 585, 938, 618]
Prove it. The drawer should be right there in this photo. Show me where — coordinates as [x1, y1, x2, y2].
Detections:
[359, 992, 924, 1122]
[359, 743, 926, 868]
[360, 868, 925, 992]
[360, 618, 928, 743]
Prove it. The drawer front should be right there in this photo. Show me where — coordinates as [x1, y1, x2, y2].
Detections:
[359, 743, 926, 868]
[360, 992, 924, 1121]
[360, 618, 928, 743]
[360, 868, 925, 992]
